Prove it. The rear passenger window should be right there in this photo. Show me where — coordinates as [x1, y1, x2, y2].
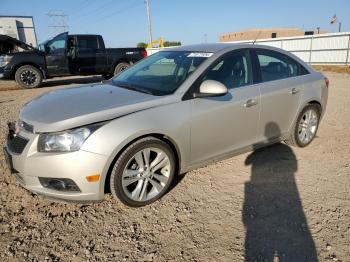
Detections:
[77, 36, 98, 50]
[202, 50, 252, 89]
[256, 50, 307, 82]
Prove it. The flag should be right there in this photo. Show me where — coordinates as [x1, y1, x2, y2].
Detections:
[330, 15, 337, 24]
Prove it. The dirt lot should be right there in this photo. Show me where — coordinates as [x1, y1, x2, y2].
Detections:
[0, 73, 349, 261]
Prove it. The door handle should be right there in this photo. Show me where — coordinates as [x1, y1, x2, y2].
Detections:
[290, 88, 299, 95]
[244, 99, 258, 108]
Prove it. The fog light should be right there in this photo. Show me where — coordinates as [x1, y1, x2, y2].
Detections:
[39, 177, 81, 192]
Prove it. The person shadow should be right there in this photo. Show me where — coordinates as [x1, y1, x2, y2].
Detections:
[243, 122, 318, 262]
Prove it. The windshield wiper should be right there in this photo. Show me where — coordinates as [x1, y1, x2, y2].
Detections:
[113, 81, 153, 95]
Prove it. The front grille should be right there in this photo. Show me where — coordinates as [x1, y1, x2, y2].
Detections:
[7, 135, 29, 154]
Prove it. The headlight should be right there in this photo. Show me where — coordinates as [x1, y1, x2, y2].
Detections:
[0, 55, 12, 67]
[38, 127, 92, 152]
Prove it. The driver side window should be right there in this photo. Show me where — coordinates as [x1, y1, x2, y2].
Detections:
[47, 36, 66, 54]
[203, 50, 252, 89]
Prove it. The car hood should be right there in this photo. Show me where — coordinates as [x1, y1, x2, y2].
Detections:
[20, 83, 174, 133]
[0, 34, 35, 51]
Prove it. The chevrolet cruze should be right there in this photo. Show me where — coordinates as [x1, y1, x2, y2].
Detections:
[4, 44, 328, 207]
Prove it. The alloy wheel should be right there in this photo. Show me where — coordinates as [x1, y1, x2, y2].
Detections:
[298, 109, 319, 144]
[121, 147, 171, 202]
[20, 70, 38, 86]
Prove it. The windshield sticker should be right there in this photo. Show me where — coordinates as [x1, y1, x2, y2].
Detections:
[187, 52, 213, 58]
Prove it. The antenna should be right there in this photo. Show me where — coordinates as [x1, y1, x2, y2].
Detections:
[252, 30, 262, 44]
[47, 11, 69, 36]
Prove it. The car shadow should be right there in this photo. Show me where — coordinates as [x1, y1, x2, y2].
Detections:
[41, 76, 103, 88]
[243, 122, 318, 261]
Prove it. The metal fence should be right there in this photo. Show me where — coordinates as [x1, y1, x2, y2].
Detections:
[147, 32, 350, 65]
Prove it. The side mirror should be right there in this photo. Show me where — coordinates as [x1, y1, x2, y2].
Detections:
[194, 80, 228, 98]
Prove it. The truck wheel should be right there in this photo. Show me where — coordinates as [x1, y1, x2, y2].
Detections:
[113, 62, 130, 76]
[15, 65, 43, 89]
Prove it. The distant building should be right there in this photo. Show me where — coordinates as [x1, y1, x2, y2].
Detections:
[219, 28, 327, 42]
[0, 16, 37, 47]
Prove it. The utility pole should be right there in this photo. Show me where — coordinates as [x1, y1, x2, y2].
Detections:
[47, 11, 69, 36]
[145, 0, 153, 47]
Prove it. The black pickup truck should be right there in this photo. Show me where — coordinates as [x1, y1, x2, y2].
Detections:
[0, 32, 147, 88]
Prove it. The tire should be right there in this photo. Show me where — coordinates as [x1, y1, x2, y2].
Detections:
[15, 65, 43, 89]
[284, 104, 321, 147]
[113, 62, 130, 76]
[110, 137, 176, 207]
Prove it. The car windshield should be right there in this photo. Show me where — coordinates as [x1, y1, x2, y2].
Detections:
[112, 51, 211, 96]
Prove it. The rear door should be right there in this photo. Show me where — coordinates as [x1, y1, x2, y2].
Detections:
[253, 49, 303, 141]
[189, 49, 261, 165]
[45, 32, 69, 76]
[75, 35, 106, 74]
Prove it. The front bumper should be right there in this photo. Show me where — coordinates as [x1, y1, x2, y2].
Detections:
[0, 65, 14, 79]
[0, 66, 4, 78]
[4, 126, 109, 202]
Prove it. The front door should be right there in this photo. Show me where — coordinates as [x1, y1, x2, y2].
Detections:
[190, 50, 260, 165]
[45, 32, 69, 76]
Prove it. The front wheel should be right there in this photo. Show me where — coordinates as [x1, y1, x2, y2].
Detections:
[15, 65, 43, 89]
[110, 137, 176, 207]
[285, 104, 321, 147]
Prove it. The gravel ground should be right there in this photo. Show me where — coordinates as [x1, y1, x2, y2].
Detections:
[0, 73, 349, 261]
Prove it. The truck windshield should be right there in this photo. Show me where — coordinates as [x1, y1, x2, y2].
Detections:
[112, 51, 210, 96]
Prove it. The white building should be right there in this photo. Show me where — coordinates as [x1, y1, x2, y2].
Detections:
[0, 16, 37, 47]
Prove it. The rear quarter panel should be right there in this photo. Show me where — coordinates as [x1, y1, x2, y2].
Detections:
[299, 71, 328, 118]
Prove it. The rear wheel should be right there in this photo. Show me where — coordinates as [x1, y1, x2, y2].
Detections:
[284, 104, 321, 147]
[15, 65, 43, 89]
[110, 137, 176, 207]
[113, 62, 130, 76]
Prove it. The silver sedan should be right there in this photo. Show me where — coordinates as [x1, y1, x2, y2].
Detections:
[4, 43, 328, 207]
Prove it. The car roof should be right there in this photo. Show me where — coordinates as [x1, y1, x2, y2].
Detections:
[165, 43, 312, 71]
[169, 43, 254, 53]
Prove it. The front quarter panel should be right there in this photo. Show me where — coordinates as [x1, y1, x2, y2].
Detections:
[81, 99, 191, 191]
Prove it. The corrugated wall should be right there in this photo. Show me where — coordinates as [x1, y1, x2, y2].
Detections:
[228, 32, 350, 65]
[147, 32, 350, 65]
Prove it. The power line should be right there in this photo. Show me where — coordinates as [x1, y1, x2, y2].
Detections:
[69, 0, 116, 23]
[47, 11, 69, 36]
[86, 0, 142, 25]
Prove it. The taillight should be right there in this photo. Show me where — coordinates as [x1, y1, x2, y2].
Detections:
[324, 77, 329, 88]
[141, 50, 148, 58]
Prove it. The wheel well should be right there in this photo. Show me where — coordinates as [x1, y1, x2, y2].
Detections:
[104, 134, 181, 193]
[13, 63, 45, 79]
[308, 100, 322, 114]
